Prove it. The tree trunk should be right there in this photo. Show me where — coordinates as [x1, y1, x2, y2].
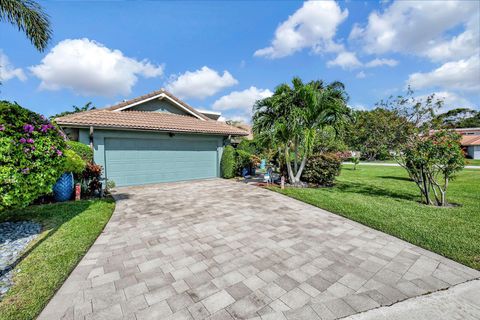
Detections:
[285, 146, 296, 184]
[294, 155, 308, 182]
[294, 138, 298, 174]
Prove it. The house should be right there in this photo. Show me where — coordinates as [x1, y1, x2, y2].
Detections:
[457, 128, 480, 159]
[56, 89, 248, 187]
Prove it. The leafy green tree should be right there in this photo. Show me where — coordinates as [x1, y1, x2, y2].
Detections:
[345, 108, 412, 160]
[252, 77, 350, 185]
[433, 108, 480, 129]
[0, 0, 52, 51]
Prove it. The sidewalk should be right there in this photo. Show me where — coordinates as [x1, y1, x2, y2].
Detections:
[345, 279, 480, 320]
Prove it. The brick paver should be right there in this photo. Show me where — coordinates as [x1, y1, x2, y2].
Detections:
[38, 179, 479, 320]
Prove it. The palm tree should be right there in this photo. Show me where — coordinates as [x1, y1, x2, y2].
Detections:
[0, 0, 52, 51]
[253, 77, 350, 185]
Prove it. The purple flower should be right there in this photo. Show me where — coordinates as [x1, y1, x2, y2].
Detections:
[40, 124, 49, 133]
[21, 168, 30, 174]
[24, 148, 30, 153]
[19, 138, 27, 144]
[23, 124, 34, 133]
[26, 138, 34, 144]
[31, 146, 36, 151]
[56, 150, 63, 157]
[0, 125, 5, 131]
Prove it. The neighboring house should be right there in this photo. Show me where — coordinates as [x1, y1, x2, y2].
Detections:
[457, 128, 480, 159]
[227, 122, 253, 145]
[56, 89, 248, 187]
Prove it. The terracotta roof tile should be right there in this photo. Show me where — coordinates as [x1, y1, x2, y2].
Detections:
[56, 110, 248, 136]
[461, 135, 480, 146]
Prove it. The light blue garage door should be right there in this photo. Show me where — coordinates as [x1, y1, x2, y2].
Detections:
[104, 137, 218, 186]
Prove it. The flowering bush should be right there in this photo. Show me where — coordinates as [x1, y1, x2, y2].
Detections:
[0, 101, 67, 210]
[399, 130, 464, 206]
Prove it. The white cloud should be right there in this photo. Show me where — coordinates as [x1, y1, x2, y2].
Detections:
[356, 71, 366, 79]
[327, 51, 362, 70]
[254, 0, 348, 58]
[30, 38, 163, 97]
[327, 53, 398, 70]
[364, 58, 398, 68]
[408, 56, 480, 92]
[166, 66, 238, 100]
[0, 51, 26, 82]
[212, 86, 273, 113]
[350, 1, 479, 61]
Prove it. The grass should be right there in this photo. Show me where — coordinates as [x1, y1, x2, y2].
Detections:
[272, 165, 480, 270]
[466, 159, 480, 166]
[0, 199, 115, 320]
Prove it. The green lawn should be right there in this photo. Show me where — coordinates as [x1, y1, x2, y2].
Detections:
[0, 199, 115, 320]
[466, 159, 480, 166]
[272, 165, 480, 270]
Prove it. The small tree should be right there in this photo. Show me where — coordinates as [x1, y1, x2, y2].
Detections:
[378, 88, 465, 206]
[400, 131, 464, 206]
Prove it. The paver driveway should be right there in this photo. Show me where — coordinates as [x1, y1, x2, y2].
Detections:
[39, 179, 479, 320]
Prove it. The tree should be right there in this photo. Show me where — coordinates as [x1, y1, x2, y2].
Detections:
[252, 77, 350, 186]
[400, 131, 464, 206]
[433, 108, 480, 129]
[345, 108, 413, 160]
[51, 102, 96, 119]
[0, 0, 52, 51]
[379, 89, 465, 206]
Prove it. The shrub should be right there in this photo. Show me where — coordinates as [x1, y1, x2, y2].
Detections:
[302, 152, 342, 186]
[0, 101, 67, 210]
[67, 141, 93, 161]
[235, 149, 252, 174]
[220, 145, 236, 178]
[81, 162, 103, 196]
[63, 149, 86, 174]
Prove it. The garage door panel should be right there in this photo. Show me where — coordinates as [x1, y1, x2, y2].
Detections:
[105, 137, 218, 186]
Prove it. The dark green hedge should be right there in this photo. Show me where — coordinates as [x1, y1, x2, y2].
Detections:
[220, 145, 236, 178]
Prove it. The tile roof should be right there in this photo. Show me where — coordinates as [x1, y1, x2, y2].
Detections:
[56, 110, 249, 136]
[461, 135, 480, 146]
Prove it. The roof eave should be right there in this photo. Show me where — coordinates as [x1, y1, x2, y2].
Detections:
[57, 122, 249, 137]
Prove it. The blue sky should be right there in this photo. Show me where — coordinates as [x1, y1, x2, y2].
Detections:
[0, 0, 479, 121]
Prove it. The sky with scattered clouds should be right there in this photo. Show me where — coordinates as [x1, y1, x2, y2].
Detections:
[0, 0, 478, 122]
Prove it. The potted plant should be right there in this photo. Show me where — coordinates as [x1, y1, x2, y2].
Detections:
[53, 149, 86, 202]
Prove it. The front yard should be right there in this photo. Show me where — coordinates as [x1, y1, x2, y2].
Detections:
[0, 199, 115, 320]
[273, 165, 480, 270]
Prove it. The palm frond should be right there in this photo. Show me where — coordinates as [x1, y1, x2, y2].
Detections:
[0, 0, 52, 51]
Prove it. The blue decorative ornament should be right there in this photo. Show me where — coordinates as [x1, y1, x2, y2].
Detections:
[53, 172, 74, 202]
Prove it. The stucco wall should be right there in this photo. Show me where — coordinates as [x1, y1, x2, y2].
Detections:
[127, 99, 190, 115]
